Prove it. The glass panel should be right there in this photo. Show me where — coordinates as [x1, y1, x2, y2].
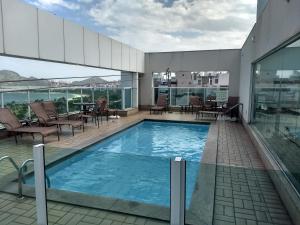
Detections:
[68, 88, 82, 113]
[30, 89, 50, 102]
[50, 89, 67, 114]
[108, 89, 122, 109]
[153, 87, 169, 105]
[170, 88, 188, 106]
[3, 91, 29, 119]
[82, 88, 93, 103]
[188, 88, 205, 103]
[252, 38, 300, 192]
[94, 88, 108, 101]
[124, 88, 132, 109]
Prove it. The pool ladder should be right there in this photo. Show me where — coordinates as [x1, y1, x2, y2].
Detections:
[0, 156, 51, 198]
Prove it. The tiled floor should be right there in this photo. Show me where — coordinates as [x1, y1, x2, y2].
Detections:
[0, 112, 294, 225]
[214, 120, 293, 225]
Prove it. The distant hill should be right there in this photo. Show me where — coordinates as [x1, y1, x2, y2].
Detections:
[0, 70, 50, 87]
[72, 76, 107, 86]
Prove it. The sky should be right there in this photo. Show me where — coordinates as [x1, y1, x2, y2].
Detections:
[0, 0, 257, 79]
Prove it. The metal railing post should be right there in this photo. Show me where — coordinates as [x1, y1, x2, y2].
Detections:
[1, 92, 4, 108]
[170, 157, 186, 225]
[33, 144, 48, 225]
[92, 88, 95, 103]
[122, 88, 125, 110]
[187, 88, 190, 105]
[106, 88, 109, 106]
[80, 89, 83, 111]
[66, 89, 69, 113]
[131, 88, 133, 108]
[169, 88, 172, 107]
[27, 90, 31, 119]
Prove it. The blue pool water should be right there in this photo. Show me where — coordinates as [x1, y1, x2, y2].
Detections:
[27, 121, 209, 207]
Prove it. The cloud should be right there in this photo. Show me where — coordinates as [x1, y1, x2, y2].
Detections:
[33, 0, 80, 10]
[88, 0, 257, 51]
[25, 0, 257, 52]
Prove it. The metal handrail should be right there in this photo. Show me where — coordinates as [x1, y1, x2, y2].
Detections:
[18, 159, 34, 198]
[0, 156, 51, 198]
[0, 156, 19, 171]
[222, 103, 244, 122]
[224, 103, 243, 114]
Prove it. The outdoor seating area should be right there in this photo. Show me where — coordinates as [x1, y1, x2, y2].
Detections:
[0, 97, 124, 144]
[151, 94, 242, 122]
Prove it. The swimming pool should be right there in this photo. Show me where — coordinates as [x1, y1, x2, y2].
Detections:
[27, 120, 209, 207]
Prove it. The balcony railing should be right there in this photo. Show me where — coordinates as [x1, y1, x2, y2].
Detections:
[153, 87, 229, 106]
[0, 87, 136, 120]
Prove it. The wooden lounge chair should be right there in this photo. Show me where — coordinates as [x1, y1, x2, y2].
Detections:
[189, 96, 204, 114]
[0, 108, 59, 144]
[30, 102, 84, 136]
[150, 94, 168, 114]
[42, 101, 68, 120]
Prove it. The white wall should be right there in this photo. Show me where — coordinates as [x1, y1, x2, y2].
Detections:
[84, 28, 100, 67]
[64, 20, 84, 64]
[140, 49, 240, 106]
[99, 34, 112, 69]
[38, 10, 64, 61]
[0, 0, 144, 73]
[122, 44, 130, 71]
[111, 40, 122, 70]
[130, 48, 137, 72]
[2, 0, 39, 58]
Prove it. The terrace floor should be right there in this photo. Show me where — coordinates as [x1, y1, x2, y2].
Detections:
[0, 111, 294, 225]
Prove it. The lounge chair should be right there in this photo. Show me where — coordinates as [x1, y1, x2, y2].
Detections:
[0, 108, 59, 144]
[189, 96, 204, 114]
[30, 102, 84, 136]
[150, 94, 168, 114]
[42, 101, 68, 120]
[95, 98, 118, 122]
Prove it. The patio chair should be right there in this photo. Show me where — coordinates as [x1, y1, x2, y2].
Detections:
[150, 94, 168, 114]
[95, 98, 118, 122]
[189, 96, 204, 114]
[30, 102, 84, 136]
[204, 95, 217, 111]
[0, 108, 59, 144]
[222, 96, 240, 118]
[79, 105, 100, 128]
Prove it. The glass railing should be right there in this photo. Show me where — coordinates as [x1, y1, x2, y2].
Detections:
[0, 87, 135, 121]
[153, 87, 229, 106]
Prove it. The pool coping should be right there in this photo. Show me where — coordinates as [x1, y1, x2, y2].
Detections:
[1, 118, 218, 225]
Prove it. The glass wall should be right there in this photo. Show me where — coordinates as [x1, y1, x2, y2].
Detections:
[153, 87, 228, 106]
[0, 87, 134, 120]
[252, 38, 300, 192]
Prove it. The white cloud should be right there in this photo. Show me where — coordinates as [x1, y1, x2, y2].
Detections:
[89, 0, 257, 52]
[35, 0, 80, 10]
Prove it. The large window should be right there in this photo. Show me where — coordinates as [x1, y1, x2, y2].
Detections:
[252, 38, 300, 192]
